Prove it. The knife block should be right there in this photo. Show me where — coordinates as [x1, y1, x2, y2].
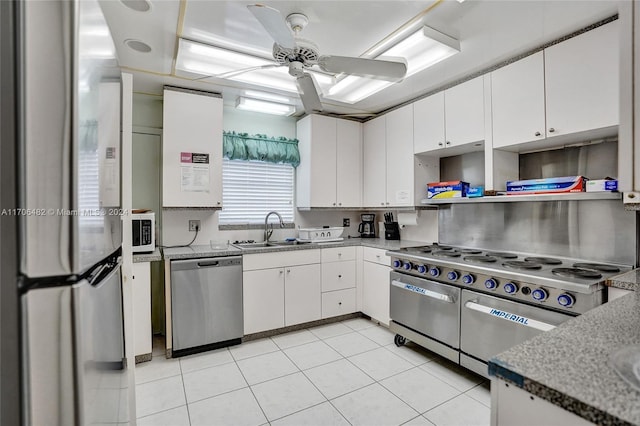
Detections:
[384, 222, 400, 240]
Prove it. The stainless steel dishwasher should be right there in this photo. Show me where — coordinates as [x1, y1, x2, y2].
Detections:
[170, 256, 243, 356]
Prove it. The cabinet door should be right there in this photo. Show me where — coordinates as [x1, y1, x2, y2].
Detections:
[162, 89, 223, 207]
[544, 20, 619, 137]
[413, 91, 445, 153]
[309, 115, 338, 207]
[445, 76, 485, 146]
[284, 264, 321, 326]
[491, 52, 546, 148]
[132, 262, 152, 356]
[243, 268, 284, 334]
[336, 119, 362, 207]
[385, 104, 414, 206]
[362, 261, 390, 326]
[362, 115, 387, 207]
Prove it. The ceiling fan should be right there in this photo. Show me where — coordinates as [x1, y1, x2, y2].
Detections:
[228, 4, 408, 114]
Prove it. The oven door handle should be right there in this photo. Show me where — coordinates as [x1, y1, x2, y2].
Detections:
[391, 280, 454, 303]
[464, 300, 556, 332]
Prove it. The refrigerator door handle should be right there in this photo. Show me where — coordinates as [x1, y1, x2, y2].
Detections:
[88, 258, 122, 288]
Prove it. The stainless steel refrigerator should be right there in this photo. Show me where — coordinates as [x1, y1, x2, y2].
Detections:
[2, 0, 127, 424]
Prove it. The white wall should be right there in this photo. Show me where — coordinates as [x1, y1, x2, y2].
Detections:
[133, 96, 436, 246]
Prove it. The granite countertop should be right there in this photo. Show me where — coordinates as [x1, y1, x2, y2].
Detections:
[161, 238, 426, 260]
[132, 248, 162, 263]
[489, 291, 640, 425]
[606, 269, 640, 291]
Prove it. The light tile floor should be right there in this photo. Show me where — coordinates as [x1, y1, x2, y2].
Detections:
[136, 319, 490, 426]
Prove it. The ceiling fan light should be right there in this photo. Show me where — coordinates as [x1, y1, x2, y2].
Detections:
[326, 76, 393, 104]
[236, 97, 295, 116]
[243, 90, 292, 104]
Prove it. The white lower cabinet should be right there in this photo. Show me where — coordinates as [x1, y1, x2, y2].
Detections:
[284, 264, 321, 326]
[362, 247, 391, 326]
[243, 268, 285, 335]
[320, 247, 357, 319]
[322, 288, 356, 319]
[243, 250, 321, 335]
[132, 262, 152, 357]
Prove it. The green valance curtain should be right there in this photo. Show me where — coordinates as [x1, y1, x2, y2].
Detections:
[223, 131, 300, 167]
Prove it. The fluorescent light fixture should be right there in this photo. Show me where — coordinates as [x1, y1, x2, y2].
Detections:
[326, 26, 460, 104]
[236, 97, 295, 116]
[176, 38, 334, 94]
[243, 90, 293, 104]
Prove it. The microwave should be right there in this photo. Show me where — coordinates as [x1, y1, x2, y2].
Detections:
[132, 212, 155, 253]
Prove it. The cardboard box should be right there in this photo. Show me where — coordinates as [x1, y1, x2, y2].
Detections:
[467, 186, 484, 198]
[586, 179, 618, 192]
[427, 181, 469, 199]
[506, 176, 586, 195]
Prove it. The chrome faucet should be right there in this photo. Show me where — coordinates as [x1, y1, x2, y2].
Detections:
[264, 211, 285, 242]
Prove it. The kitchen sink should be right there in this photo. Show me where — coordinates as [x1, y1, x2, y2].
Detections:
[232, 240, 304, 249]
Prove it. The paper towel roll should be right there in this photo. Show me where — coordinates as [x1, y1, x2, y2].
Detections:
[397, 212, 419, 226]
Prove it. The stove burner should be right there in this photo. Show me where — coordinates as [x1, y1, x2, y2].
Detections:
[552, 268, 602, 280]
[461, 249, 482, 254]
[432, 250, 461, 258]
[503, 260, 543, 270]
[403, 246, 432, 253]
[432, 245, 454, 251]
[573, 263, 620, 273]
[485, 252, 518, 259]
[524, 257, 563, 265]
[463, 255, 498, 263]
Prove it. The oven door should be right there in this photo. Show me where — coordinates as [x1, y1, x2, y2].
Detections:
[390, 271, 461, 349]
[460, 290, 573, 363]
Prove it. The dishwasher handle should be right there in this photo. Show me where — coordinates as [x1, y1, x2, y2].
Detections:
[171, 256, 242, 271]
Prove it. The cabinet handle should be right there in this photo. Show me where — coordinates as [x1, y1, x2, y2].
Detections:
[381, 203, 384, 206]
[287, 269, 291, 273]
[333, 203, 336, 206]
[445, 141, 451, 146]
[548, 127, 555, 133]
[217, 201, 221, 205]
[386, 202, 389, 205]
[438, 142, 444, 147]
[338, 203, 342, 206]
[338, 302, 342, 306]
[338, 275, 342, 278]
[279, 270, 284, 274]
[535, 131, 541, 137]
[338, 253, 342, 257]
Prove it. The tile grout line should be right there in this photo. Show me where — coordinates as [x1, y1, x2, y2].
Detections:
[232, 352, 271, 424]
[178, 356, 193, 426]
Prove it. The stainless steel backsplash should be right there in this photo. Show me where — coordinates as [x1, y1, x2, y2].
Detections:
[438, 200, 636, 266]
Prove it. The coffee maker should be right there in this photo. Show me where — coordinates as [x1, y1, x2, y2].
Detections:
[358, 213, 376, 238]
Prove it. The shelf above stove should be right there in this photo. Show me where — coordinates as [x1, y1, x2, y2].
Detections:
[420, 192, 622, 205]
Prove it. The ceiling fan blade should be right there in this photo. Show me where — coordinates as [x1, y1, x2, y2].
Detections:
[247, 4, 295, 49]
[318, 56, 407, 81]
[296, 73, 323, 113]
[216, 63, 281, 79]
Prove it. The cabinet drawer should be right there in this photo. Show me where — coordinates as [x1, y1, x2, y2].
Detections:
[321, 246, 356, 263]
[243, 249, 321, 271]
[322, 260, 356, 292]
[363, 247, 390, 266]
[322, 288, 356, 319]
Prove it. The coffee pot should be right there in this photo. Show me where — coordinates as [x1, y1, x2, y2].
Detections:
[358, 213, 376, 238]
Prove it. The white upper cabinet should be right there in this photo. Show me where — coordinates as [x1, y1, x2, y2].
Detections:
[162, 88, 223, 207]
[363, 106, 417, 207]
[336, 119, 363, 207]
[363, 115, 387, 207]
[413, 76, 484, 155]
[385, 104, 415, 206]
[413, 92, 445, 153]
[492, 21, 619, 151]
[296, 115, 362, 208]
[491, 52, 546, 148]
[544, 20, 619, 138]
[445, 76, 485, 147]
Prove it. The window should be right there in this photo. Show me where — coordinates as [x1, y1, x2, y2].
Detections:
[219, 158, 295, 225]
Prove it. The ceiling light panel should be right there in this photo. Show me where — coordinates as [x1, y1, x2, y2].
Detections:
[176, 38, 273, 77]
[236, 97, 295, 116]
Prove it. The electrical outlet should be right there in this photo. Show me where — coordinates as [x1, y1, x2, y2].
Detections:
[343, 218, 350, 227]
[189, 220, 200, 231]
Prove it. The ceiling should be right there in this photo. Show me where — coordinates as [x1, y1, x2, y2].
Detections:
[99, 0, 620, 118]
